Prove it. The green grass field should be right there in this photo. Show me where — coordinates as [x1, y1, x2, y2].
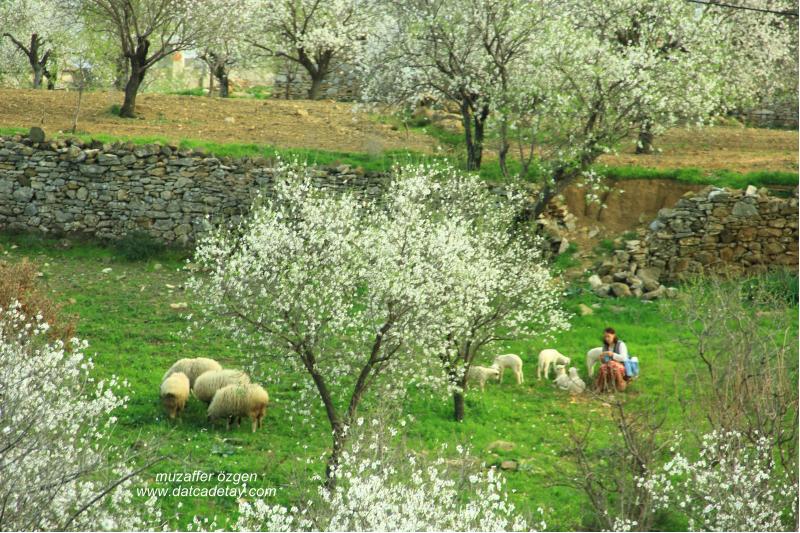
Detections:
[3, 232, 793, 530]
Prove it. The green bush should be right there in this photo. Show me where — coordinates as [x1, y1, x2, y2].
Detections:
[171, 88, 206, 97]
[113, 231, 166, 261]
[108, 104, 121, 116]
[742, 269, 799, 306]
[245, 85, 271, 100]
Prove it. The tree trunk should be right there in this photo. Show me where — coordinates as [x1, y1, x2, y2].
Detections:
[215, 65, 229, 97]
[324, 425, 346, 488]
[460, 100, 478, 171]
[120, 37, 150, 119]
[498, 120, 510, 178]
[635, 121, 654, 154]
[32, 64, 43, 89]
[120, 69, 143, 118]
[453, 390, 466, 422]
[308, 74, 323, 100]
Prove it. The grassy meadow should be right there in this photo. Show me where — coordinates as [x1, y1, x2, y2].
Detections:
[3, 231, 794, 530]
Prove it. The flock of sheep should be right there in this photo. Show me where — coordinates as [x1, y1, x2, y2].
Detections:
[158, 348, 611, 431]
[159, 357, 269, 432]
[467, 348, 607, 395]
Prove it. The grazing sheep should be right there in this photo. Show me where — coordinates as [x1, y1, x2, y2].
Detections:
[163, 357, 223, 388]
[537, 349, 571, 380]
[193, 369, 251, 404]
[467, 365, 500, 391]
[554, 366, 586, 395]
[160, 372, 190, 419]
[207, 383, 269, 432]
[491, 354, 524, 384]
[566, 367, 586, 394]
[586, 347, 603, 377]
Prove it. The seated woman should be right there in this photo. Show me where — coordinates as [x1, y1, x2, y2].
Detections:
[596, 327, 629, 392]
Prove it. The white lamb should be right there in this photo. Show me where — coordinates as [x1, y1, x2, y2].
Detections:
[586, 347, 603, 376]
[491, 354, 524, 385]
[193, 369, 251, 404]
[467, 365, 500, 391]
[553, 366, 585, 394]
[162, 357, 223, 388]
[537, 349, 571, 380]
[566, 367, 586, 394]
[160, 372, 190, 419]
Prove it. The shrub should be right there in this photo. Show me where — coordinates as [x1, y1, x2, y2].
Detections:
[0, 303, 162, 530]
[0, 258, 75, 341]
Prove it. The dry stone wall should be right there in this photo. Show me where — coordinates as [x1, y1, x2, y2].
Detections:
[589, 185, 797, 299]
[640, 185, 798, 280]
[0, 134, 388, 245]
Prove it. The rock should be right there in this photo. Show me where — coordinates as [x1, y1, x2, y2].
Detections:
[28, 126, 45, 143]
[588, 274, 603, 289]
[12, 187, 34, 201]
[223, 116, 236, 124]
[641, 286, 665, 300]
[101, 267, 112, 274]
[731, 201, 758, 217]
[294, 108, 308, 117]
[745, 185, 758, 197]
[594, 284, 611, 298]
[578, 303, 593, 316]
[169, 302, 188, 310]
[612, 271, 629, 282]
[487, 440, 516, 452]
[708, 189, 730, 202]
[499, 460, 518, 471]
[614, 250, 630, 263]
[153, 263, 163, 270]
[665, 287, 679, 299]
[610, 282, 632, 297]
[557, 238, 570, 255]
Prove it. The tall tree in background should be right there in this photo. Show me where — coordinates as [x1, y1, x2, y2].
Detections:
[245, 0, 374, 100]
[76, 0, 224, 117]
[0, 0, 74, 88]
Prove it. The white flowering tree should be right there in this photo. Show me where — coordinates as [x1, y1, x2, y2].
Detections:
[390, 164, 569, 421]
[189, 162, 474, 482]
[74, 0, 230, 117]
[244, 0, 375, 100]
[643, 430, 798, 532]
[0, 0, 76, 88]
[0, 302, 163, 531]
[192, 416, 539, 531]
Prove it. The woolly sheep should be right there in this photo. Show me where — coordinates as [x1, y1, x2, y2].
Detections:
[163, 357, 223, 388]
[491, 353, 524, 385]
[537, 349, 571, 380]
[586, 347, 603, 377]
[467, 365, 500, 392]
[160, 372, 190, 419]
[193, 369, 251, 404]
[554, 366, 586, 395]
[207, 383, 269, 432]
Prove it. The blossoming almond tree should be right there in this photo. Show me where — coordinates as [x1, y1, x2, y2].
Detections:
[74, 0, 233, 117]
[244, 0, 375, 100]
[642, 430, 798, 532]
[389, 164, 569, 421]
[0, 302, 162, 531]
[0, 0, 76, 88]
[192, 416, 539, 531]
[189, 161, 476, 483]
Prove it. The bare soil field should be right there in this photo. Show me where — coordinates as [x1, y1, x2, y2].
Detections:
[0, 89, 796, 174]
[601, 125, 799, 173]
[0, 88, 432, 154]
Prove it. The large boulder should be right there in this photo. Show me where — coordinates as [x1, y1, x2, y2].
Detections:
[610, 282, 632, 298]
